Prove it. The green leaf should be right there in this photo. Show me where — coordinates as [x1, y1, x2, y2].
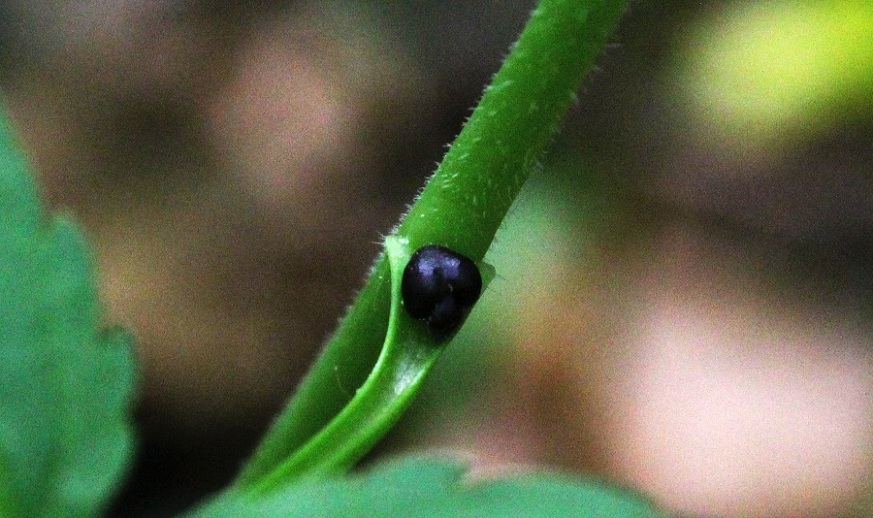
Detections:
[194, 456, 666, 517]
[0, 108, 137, 516]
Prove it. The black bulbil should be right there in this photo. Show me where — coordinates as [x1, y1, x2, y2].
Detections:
[401, 245, 482, 336]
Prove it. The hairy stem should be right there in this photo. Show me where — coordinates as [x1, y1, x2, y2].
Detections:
[234, 0, 628, 491]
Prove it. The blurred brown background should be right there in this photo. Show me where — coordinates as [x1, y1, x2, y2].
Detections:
[1, 1, 871, 516]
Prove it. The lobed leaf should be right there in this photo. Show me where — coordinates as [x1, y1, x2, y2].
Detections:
[0, 108, 137, 517]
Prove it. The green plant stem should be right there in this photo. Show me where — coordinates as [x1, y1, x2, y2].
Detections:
[241, 238, 493, 493]
[234, 0, 627, 492]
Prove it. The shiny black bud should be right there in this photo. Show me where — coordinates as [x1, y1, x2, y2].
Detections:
[401, 245, 482, 336]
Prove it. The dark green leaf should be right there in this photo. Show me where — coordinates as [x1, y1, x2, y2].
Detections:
[0, 108, 137, 517]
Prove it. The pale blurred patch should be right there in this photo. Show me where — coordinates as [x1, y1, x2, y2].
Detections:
[608, 223, 873, 517]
